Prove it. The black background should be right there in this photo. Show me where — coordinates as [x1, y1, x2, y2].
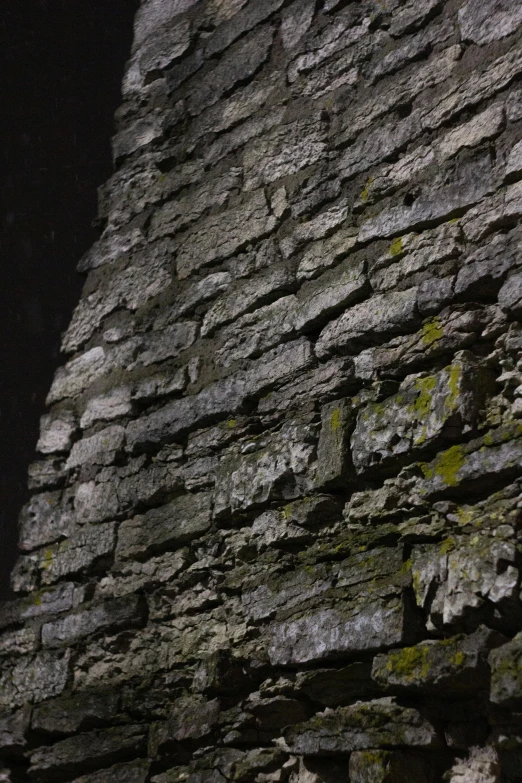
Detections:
[0, 0, 138, 595]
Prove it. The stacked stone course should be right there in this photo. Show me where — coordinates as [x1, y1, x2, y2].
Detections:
[2, 0, 522, 780]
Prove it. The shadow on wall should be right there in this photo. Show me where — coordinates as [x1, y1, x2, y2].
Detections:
[0, 0, 138, 596]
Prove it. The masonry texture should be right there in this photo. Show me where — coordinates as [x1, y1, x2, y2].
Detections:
[2, 0, 522, 781]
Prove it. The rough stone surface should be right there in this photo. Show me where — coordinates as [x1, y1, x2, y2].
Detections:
[3, 2, 522, 782]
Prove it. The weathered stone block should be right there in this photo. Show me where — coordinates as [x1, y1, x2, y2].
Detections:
[349, 750, 431, 783]
[18, 490, 71, 552]
[176, 190, 277, 279]
[214, 419, 317, 519]
[0, 650, 71, 709]
[116, 492, 212, 561]
[40, 522, 116, 585]
[66, 425, 126, 470]
[295, 257, 368, 333]
[41, 595, 145, 648]
[37, 409, 77, 455]
[489, 632, 522, 708]
[351, 355, 487, 476]
[458, 0, 522, 45]
[314, 398, 355, 489]
[32, 690, 120, 735]
[149, 695, 220, 757]
[315, 288, 419, 358]
[29, 725, 147, 781]
[70, 760, 150, 783]
[282, 698, 438, 754]
[0, 705, 31, 754]
[372, 626, 504, 693]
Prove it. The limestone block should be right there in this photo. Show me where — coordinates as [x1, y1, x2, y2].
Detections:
[315, 288, 419, 358]
[498, 270, 522, 317]
[202, 263, 294, 337]
[458, 0, 522, 45]
[66, 425, 126, 470]
[489, 631, 522, 708]
[47, 347, 106, 404]
[126, 340, 313, 451]
[138, 322, 198, 367]
[0, 650, 71, 709]
[214, 420, 317, 518]
[349, 750, 430, 783]
[133, 0, 198, 51]
[0, 705, 31, 754]
[40, 522, 117, 585]
[29, 725, 147, 781]
[70, 760, 150, 783]
[149, 169, 242, 242]
[455, 232, 519, 300]
[37, 409, 77, 455]
[282, 698, 438, 754]
[445, 747, 500, 783]
[243, 117, 327, 191]
[116, 492, 213, 561]
[0, 627, 37, 658]
[186, 25, 274, 116]
[295, 663, 377, 708]
[295, 257, 368, 333]
[215, 296, 297, 367]
[32, 689, 120, 735]
[351, 355, 487, 476]
[149, 695, 220, 756]
[176, 190, 277, 279]
[314, 398, 355, 489]
[205, 0, 284, 58]
[296, 228, 358, 282]
[411, 491, 519, 629]
[81, 387, 133, 429]
[281, 0, 315, 52]
[372, 626, 503, 693]
[41, 595, 145, 648]
[112, 115, 164, 162]
[389, 0, 442, 36]
[18, 490, 71, 552]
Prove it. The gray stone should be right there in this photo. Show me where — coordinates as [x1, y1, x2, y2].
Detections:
[81, 387, 134, 429]
[186, 25, 274, 116]
[201, 263, 294, 337]
[70, 760, 150, 783]
[498, 270, 522, 317]
[351, 355, 487, 475]
[47, 347, 106, 404]
[29, 725, 147, 781]
[176, 190, 277, 279]
[0, 705, 31, 755]
[214, 419, 317, 519]
[489, 632, 522, 708]
[41, 595, 145, 648]
[138, 322, 198, 367]
[458, 0, 522, 45]
[37, 410, 77, 455]
[315, 288, 419, 358]
[243, 117, 327, 191]
[349, 750, 431, 783]
[40, 522, 117, 585]
[32, 690, 121, 735]
[314, 398, 355, 490]
[295, 257, 368, 333]
[282, 699, 438, 754]
[0, 650, 71, 709]
[116, 492, 212, 561]
[66, 425, 126, 470]
[204, 0, 284, 58]
[281, 0, 315, 52]
[372, 626, 503, 693]
[18, 490, 70, 552]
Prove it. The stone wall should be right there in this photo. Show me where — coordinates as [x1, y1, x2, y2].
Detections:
[2, 0, 522, 781]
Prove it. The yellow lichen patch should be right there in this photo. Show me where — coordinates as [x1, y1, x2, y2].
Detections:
[421, 317, 444, 347]
[360, 177, 373, 202]
[444, 361, 461, 414]
[330, 407, 342, 432]
[384, 643, 431, 681]
[440, 536, 456, 554]
[411, 375, 437, 418]
[42, 549, 54, 570]
[433, 445, 465, 487]
[389, 236, 404, 257]
[227, 419, 237, 429]
[453, 650, 465, 666]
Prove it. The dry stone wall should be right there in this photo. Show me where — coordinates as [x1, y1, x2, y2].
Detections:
[2, 0, 522, 780]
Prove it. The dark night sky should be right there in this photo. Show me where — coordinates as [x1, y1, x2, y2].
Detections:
[0, 0, 139, 595]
